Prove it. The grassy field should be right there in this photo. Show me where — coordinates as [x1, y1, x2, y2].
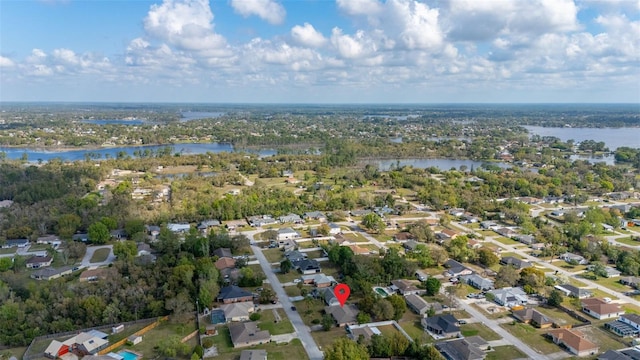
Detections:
[612, 236, 640, 246]
[493, 236, 520, 245]
[311, 327, 347, 351]
[1, 347, 27, 360]
[124, 321, 198, 358]
[285, 286, 302, 297]
[276, 270, 302, 284]
[578, 325, 626, 351]
[297, 298, 326, 327]
[534, 306, 583, 327]
[459, 323, 501, 341]
[28, 244, 52, 251]
[304, 250, 325, 259]
[0, 247, 16, 254]
[500, 322, 560, 354]
[485, 345, 527, 360]
[262, 248, 284, 263]
[90, 248, 111, 263]
[257, 309, 295, 335]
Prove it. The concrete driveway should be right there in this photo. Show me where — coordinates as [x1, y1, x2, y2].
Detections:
[81, 245, 116, 268]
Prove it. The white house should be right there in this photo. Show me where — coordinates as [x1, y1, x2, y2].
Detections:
[277, 228, 301, 241]
[328, 223, 341, 235]
[167, 223, 191, 233]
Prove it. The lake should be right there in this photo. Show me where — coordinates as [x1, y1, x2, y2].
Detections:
[180, 111, 226, 122]
[524, 126, 640, 150]
[0, 143, 276, 162]
[569, 154, 616, 165]
[82, 119, 146, 125]
[364, 158, 512, 171]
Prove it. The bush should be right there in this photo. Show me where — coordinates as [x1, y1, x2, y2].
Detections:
[311, 318, 321, 324]
[193, 345, 204, 358]
[202, 338, 214, 349]
[250, 313, 262, 321]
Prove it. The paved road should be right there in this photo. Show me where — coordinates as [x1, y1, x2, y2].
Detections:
[251, 244, 324, 360]
[457, 298, 552, 360]
[81, 245, 116, 268]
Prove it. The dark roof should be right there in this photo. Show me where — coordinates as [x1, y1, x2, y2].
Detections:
[621, 348, 640, 360]
[500, 256, 531, 269]
[426, 314, 460, 333]
[598, 350, 637, 360]
[435, 338, 485, 360]
[298, 259, 320, 271]
[213, 248, 233, 258]
[218, 285, 252, 300]
[622, 313, 640, 325]
[6, 238, 29, 245]
[26, 256, 52, 264]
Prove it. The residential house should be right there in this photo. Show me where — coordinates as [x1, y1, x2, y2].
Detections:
[167, 223, 190, 233]
[225, 220, 248, 232]
[31, 266, 73, 281]
[303, 211, 327, 222]
[325, 304, 359, 327]
[220, 302, 255, 322]
[217, 285, 254, 304]
[277, 227, 301, 241]
[145, 225, 160, 240]
[391, 279, 424, 296]
[405, 293, 430, 315]
[197, 219, 221, 233]
[620, 277, 640, 289]
[487, 287, 528, 308]
[422, 314, 461, 338]
[323, 287, 341, 306]
[36, 235, 61, 247]
[79, 268, 108, 282]
[604, 266, 622, 278]
[598, 349, 640, 360]
[328, 223, 341, 235]
[394, 232, 415, 242]
[480, 221, 497, 230]
[415, 270, 429, 282]
[581, 298, 624, 320]
[555, 284, 593, 299]
[495, 228, 517, 238]
[44, 331, 109, 358]
[347, 324, 380, 342]
[460, 274, 494, 291]
[3, 238, 29, 248]
[403, 240, 420, 252]
[441, 229, 459, 239]
[467, 239, 483, 249]
[436, 232, 452, 242]
[448, 208, 465, 217]
[546, 328, 599, 357]
[26, 256, 53, 269]
[213, 248, 233, 258]
[285, 250, 307, 264]
[228, 322, 270, 348]
[215, 257, 237, 271]
[297, 259, 321, 274]
[279, 214, 302, 224]
[435, 338, 486, 360]
[560, 252, 589, 265]
[301, 273, 336, 288]
[512, 308, 553, 328]
[346, 244, 371, 255]
[514, 234, 536, 245]
[247, 215, 278, 227]
[499, 256, 531, 270]
[605, 314, 640, 337]
[110, 229, 127, 240]
[444, 259, 473, 277]
[461, 213, 481, 223]
[136, 243, 152, 257]
[240, 349, 267, 360]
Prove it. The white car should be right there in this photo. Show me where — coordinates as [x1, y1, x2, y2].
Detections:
[603, 297, 612, 303]
[293, 279, 302, 284]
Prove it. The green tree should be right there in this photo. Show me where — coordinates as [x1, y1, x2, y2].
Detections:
[387, 294, 407, 320]
[157, 335, 190, 357]
[494, 265, 520, 288]
[361, 213, 385, 233]
[477, 248, 499, 267]
[125, 219, 146, 237]
[57, 214, 81, 239]
[88, 222, 110, 244]
[113, 240, 137, 261]
[100, 216, 118, 231]
[0, 258, 12, 272]
[322, 313, 334, 331]
[548, 290, 563, 307]
[425, 277, 441, 296]
[324, 337, 369, 360]
[372, 299, 394, 320]
[280, 259, 293, 274]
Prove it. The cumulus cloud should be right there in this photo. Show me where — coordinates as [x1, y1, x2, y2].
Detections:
[336, 0, 383, 17]
[144, 0, 230, 56]
[230, 0, 286, 25]
[330, 28, 378, 59]
[0, 56, 15, 67]
[291, 23, 327, 48]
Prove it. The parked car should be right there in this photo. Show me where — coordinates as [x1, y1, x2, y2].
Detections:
[458, 320, 467, 325]
[291, 306, 297, 311]
[293, 279, 302, 284]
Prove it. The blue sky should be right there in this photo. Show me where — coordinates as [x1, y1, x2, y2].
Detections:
[1, 0, 639, 103]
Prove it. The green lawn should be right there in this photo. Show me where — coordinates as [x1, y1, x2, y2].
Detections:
[500, 323, 561, 354]
[493, 237, 520, 245]
[276, 271, 302, 284]
[28, 244, 52, 251]
[90, 248, 111, 263]
[263, 248, 284, 263]
[304, 250, 325, 259]
[459, 323, 501, 341]
[125, 321, 198, 358]
[297, 298, 326, 327]
[1, 347, 27, 360]
[257, 309, 295, 335]
[613, 236, 640, 246]
[285, 286, 302, 297]
[0, 247, 16, 254]
[485, 345, 527, 360]
[312, 327, 348, 351]
[534, 306, 582, 327]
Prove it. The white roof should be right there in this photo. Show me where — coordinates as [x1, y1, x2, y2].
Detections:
[45, 340, 64, 356]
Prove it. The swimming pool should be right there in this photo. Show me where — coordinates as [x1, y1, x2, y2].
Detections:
[118, 350, 140, 360]
[373, 287, 391, 297]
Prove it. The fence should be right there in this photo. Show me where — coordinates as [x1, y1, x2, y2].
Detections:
[180, 330, 199, 344]
[98, 316, 168, 355]
[22, 317, 166, 360]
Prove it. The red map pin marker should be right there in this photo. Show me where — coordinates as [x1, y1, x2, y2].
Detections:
[334, 283, 350, 307]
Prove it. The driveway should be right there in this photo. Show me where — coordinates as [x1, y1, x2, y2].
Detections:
[251, 244, 324, 360]
[81, 245, 116, 268]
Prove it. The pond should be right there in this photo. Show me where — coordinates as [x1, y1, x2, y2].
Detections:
[364, 158, 512, 171]
[524, 126, 640, 150]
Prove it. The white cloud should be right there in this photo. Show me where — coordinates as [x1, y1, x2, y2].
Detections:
[386, 0, 443, 50]
[144, 0, 230, 56]
[330, 28, 378, 59]
[230, 0, 286, 25]
[291, 23, 327, 48]
[0, 56, 15, 67]
[336, 0, 383, 17]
